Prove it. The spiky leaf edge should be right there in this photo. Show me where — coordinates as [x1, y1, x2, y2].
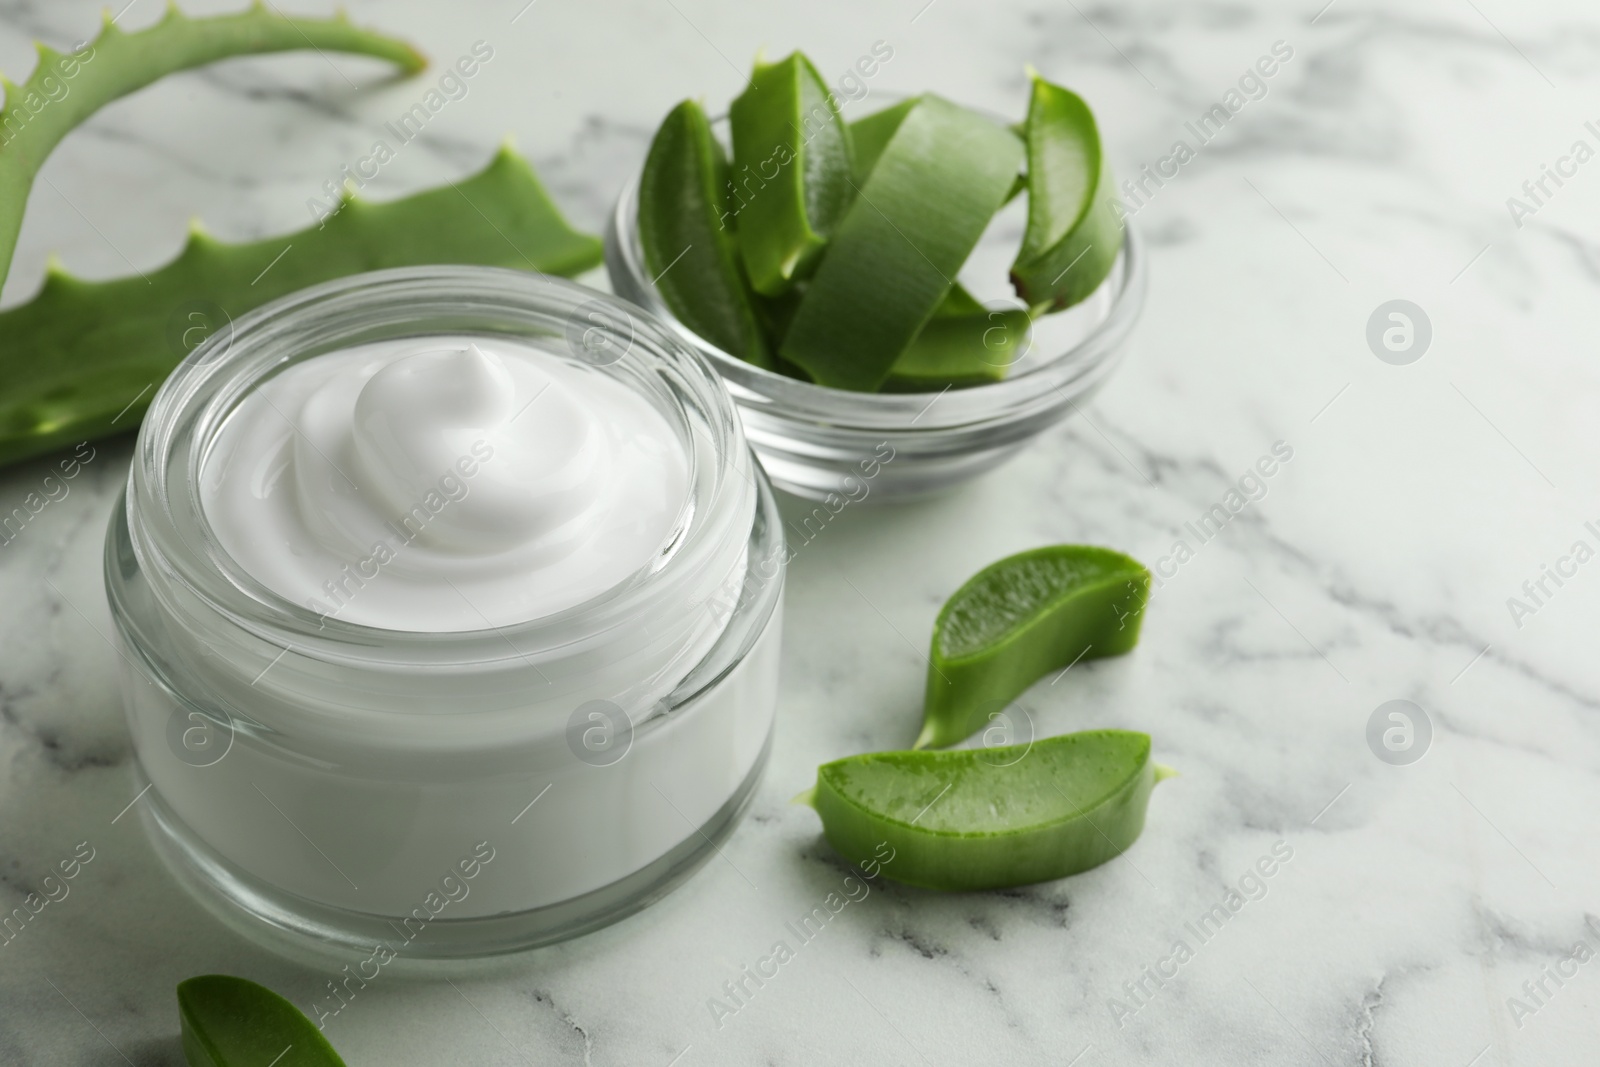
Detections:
[0, 143, 603, 467]
[0, 1, 425, 286]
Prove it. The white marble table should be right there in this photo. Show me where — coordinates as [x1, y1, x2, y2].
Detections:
[3, 0, 1598, 1063]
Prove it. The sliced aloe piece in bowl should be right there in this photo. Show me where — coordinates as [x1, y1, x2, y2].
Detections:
[758, 282, 1026, 389]
[920, 545, 1150, 749]
[638, 99, 770, 367]
[883, 285, 1032, 391]
[1010, 73, 1124, 311]
[780, 95, 1023, 392]
[802, 730, 1169, 892]
[729, 52, 854, 295]
[854, 99, 1026, 201]
[178, 975, 345, 1066]
[848, 96, 918, 181]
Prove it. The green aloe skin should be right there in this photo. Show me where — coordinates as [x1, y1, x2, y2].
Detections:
[1009, 72, 1125, 312]
[778, 94, 1022, 391]
[638, 98, 770, 367]
[0, 146, 600, 467]
[728, 51, 855, 295]
[0, 3, 426, 286]
[0, 5, 602, 470]
[847, 96, 917, 182]
[636, 52, 1129, 394]
[178, 976, 345, 1067]
[919, 545, 1152, 750]
[801, 730, 1172, 892]
[882, 283, 1031, 391]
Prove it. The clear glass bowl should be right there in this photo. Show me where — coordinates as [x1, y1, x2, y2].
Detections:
[606, 174, 1147, 501]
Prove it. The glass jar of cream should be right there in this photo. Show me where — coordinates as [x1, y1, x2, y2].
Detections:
[105, 267, 784, 959]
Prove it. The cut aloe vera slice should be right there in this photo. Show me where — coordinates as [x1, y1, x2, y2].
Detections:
[848, 97, 918, 181]
[919, 545, 1150, 749]
[884, 285, 1031, 391]
[1010, 73, 1124, 311]
[855, 99, 1026, 204]
[178, 975, 345, 1066]
[729, 52, 854, 295]
[779, 95, 1023, 392]
[638, 99, 770, 367]
[760, 283, 1026, 389]
[802, 730, 1167, 891]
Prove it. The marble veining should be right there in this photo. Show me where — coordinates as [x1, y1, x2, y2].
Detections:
[1, 0, 1599, 1064]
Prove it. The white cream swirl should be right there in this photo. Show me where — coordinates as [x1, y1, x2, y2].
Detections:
[202, 336, 689, 631]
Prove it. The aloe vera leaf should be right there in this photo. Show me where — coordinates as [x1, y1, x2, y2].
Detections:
[729, 52, 854, 295]
[803, 730, 1167, 891]
[848, 97, 917, 182]
[881, 283, 1030, 391]
[0, 2, 424, 288]
[758, 274, 951, 356]
[0, 145, 602, 468]
[753, 285, 803, 346]
[178, 975, 346, 1067]
[752, 282, 1018, 389]
[934, 281, 987, 317]
[1003, 171, 1027, 206]
[882, 307, 1032, 392]
[919, 545, 1150, 749]
[762, 268, 1025, 394]
[780, 95, 1022, 392]
[639, 99, 769, 367]
[746, 287, 819, 382]
[855, 100, 1026, 204]
[1009, 74, 1124, 311]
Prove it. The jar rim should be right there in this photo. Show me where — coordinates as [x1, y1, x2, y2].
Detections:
[127, 266, 756, 663]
